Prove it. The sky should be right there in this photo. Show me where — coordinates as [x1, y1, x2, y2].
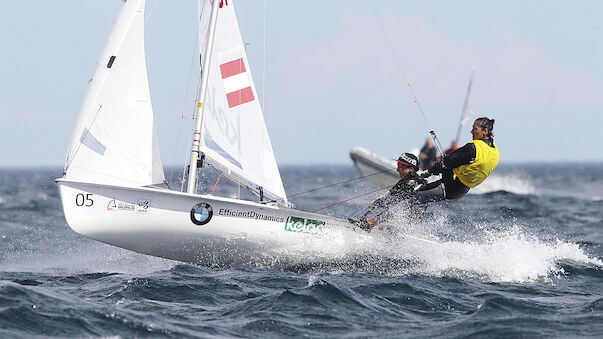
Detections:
[1, 0, 603, 168]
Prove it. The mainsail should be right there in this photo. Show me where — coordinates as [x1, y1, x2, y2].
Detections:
[64, 0, 164, 187]
[196, 0, 288, 205]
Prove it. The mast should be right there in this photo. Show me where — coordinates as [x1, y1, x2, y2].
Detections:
[455, 69, 474, 143]
[187, 0, 221, 194]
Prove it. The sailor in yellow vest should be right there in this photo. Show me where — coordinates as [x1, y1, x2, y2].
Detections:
[416, 117, 499, 203]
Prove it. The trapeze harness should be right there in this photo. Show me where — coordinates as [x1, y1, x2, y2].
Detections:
[415, 139, 499, 203]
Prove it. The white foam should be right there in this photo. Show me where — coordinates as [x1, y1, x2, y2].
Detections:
[470, 174, 535, 195]
[268, 218, 602, 283]
[399, 226, 602, 283]
[308, 275, 328, 287]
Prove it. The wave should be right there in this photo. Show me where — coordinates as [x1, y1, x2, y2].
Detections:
[0, 239, 176, 276]
[470, 174, 535, 195]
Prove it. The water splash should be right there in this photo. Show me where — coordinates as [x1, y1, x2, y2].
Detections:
[266, 215, 602, 284]
[470, 174, 535, 195]
[394, 225, 603, 283]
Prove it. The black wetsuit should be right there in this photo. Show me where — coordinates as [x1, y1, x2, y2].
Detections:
[415, 138, 495, 203]
[369, 172, 425, 224]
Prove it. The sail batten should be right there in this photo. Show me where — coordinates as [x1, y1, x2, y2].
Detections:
[196, 0, 288, 205]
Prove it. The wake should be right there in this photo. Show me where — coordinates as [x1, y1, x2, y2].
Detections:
[470, 174, 535, 195]
[266, 214, 603, 283]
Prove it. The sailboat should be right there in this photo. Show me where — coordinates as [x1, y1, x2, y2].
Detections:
[57, 0, 375, 265]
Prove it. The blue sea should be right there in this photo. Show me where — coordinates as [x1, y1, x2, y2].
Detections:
[1, 164, 602, 338]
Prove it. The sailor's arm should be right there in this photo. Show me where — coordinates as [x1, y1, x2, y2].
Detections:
[429, 143, 475, 174]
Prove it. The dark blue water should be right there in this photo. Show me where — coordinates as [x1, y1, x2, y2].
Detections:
[1, 164, 602, 338]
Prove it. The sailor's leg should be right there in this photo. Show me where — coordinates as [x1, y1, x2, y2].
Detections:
[372, 209, 393, 225]
[361, 206, 375, 219]
[348, 206, 376, 229]
[441, 169, 470, 200]
[414, 186, 445, 203]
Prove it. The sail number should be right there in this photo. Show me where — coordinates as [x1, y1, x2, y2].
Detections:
[75, 193, 94, 207]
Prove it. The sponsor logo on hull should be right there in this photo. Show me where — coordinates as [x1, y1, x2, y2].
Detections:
[218, 208, 285, 223]
[136, 199, 150, 213]
[191, 203, 213, 225]
[284, 216, 325, 235]
[107, 199, 150, 213]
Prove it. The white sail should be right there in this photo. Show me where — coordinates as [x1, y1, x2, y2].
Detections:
[64, 0, 164, 187]
[197, 0, 287, 205]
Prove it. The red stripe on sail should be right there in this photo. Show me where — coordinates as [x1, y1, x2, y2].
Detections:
[220, 58, 246, 79]
[226, 87, 254, 108]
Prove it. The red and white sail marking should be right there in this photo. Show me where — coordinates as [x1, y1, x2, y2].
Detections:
[220, 58, 255, 108]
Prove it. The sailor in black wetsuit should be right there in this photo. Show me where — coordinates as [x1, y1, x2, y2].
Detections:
[416, 117, 499, 203]
[419, 138, 438, 170]
[349, 152, 425, 230]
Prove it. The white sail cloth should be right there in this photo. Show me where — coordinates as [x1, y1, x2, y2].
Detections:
[197, 0, 287, 204]
[64, 0, 164, 187]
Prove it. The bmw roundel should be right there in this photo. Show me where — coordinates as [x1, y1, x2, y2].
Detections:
[190, 202, 213, 225]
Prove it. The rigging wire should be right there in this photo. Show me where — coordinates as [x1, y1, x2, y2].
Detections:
[455, 69, 474, 143]
[311, 176, 419, 213]
[286, 168, 395, 199]
[145, 0, 160, 25]
[262, 0, 267, 110]
[370, 1, 451, 205]
[240, 0, 243, 33]
[64, 105, 103, 173]
[260, 0, 268, 191]
[178, 2, 207, 192]
[370, 0, 445, 157]
[209, 174, 222, 194]
[172, 19, 201, 191]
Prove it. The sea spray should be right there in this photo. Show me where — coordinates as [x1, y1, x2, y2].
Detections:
[260, 213, 602, 283]
[470, 173, 536, 195]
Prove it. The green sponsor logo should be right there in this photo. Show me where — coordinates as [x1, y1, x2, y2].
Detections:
[284, 216, 325, 234]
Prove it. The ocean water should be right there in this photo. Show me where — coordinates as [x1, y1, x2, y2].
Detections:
[0, 164, 602, 338]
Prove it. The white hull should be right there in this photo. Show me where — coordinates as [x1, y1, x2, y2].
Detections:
[57, 179, 369, 266]
[350, 146, 399, 188]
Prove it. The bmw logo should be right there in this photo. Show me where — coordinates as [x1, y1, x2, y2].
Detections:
[190, 202, 213, 225]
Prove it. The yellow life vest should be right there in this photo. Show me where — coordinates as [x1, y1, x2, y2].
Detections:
[453, 140, 499, 188]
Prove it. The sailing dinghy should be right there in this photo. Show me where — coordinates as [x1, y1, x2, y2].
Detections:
[350, 146, 400, 188]
[57, 0, 385, 265]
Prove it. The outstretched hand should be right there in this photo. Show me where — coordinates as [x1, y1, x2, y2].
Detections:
[429, 160, 444, 174]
